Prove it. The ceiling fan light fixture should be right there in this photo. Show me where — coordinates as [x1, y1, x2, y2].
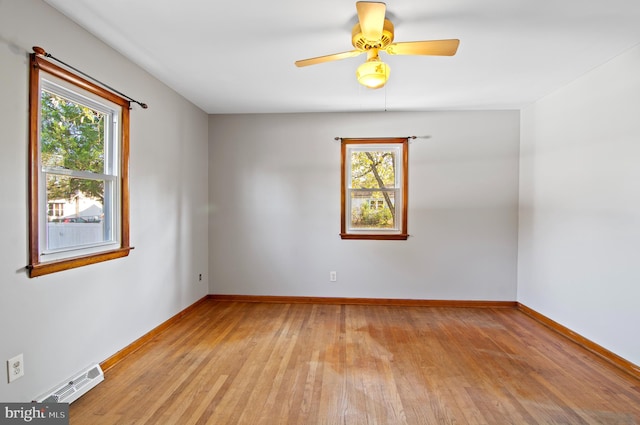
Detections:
[295, 2, 459, 88]
[356, 57, 390, 89]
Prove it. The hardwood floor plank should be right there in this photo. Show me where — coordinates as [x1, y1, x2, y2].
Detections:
[70, 300, 640, 424]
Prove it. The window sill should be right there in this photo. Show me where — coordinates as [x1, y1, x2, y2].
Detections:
[28, 247, 133, 278]
[340, 233, 409, 240]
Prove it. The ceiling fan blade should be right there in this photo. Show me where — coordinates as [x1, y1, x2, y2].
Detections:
[385, 39, 460, 56]
[356, 1, 386, 41]
[295, 50, 363, 67]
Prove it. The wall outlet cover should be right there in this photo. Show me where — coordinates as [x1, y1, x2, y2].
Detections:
[7, 353, 24, 383]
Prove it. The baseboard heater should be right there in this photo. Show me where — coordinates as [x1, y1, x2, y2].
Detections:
[34, 364, 104, 404]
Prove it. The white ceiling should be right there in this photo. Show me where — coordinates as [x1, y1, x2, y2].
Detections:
[45, 0, 640, 114]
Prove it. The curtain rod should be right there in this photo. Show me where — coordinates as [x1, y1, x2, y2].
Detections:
[334, 136, 417, 141]
[32, 46, 148, 109]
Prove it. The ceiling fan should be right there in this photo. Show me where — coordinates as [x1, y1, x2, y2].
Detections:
[295, 1, 460, 89]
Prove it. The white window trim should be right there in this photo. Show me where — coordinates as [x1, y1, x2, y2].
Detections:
[37, 75, 123, 262]
[345, 144, 403, 235]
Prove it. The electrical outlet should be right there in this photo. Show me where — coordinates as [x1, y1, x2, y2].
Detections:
[329, 271, 337, 282]
[7, 354, 24, 383]
[198, 273, 202, 281]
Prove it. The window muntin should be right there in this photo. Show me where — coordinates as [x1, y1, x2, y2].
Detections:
[28, 54, 131, 277]
[341, 138, 408, 240]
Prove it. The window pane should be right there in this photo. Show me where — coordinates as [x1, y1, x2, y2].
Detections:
[45, 175, 106, 250]
[350, 150, 396, 189]
[350, 190, 396, 230]
[40, 90, 105, 174]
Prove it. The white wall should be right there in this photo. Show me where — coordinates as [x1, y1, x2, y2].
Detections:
[209, 111, 520, 300]
[518, 44, 640, 365]
[0, 0, 209, 401]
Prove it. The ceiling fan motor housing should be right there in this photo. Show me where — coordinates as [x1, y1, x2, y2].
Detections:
[351, 19, 394, 51]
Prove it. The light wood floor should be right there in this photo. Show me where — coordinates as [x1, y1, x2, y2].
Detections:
[70, 300, 640, 424]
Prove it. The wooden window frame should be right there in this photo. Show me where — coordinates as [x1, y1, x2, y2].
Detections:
[27, 54, 131, 277]
[340, 138, 409, 240]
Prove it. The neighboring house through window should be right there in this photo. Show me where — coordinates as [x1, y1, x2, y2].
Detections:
[47, 200, 64, 219]
[28, 53, 131, 277]
[340, 138, 408, 240]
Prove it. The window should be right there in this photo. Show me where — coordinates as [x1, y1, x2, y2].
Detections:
[47, 201, 64, 219]
[28, 54, 131, 277]
[340, 138, 408, 240]
[369, 200, 384, 210]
